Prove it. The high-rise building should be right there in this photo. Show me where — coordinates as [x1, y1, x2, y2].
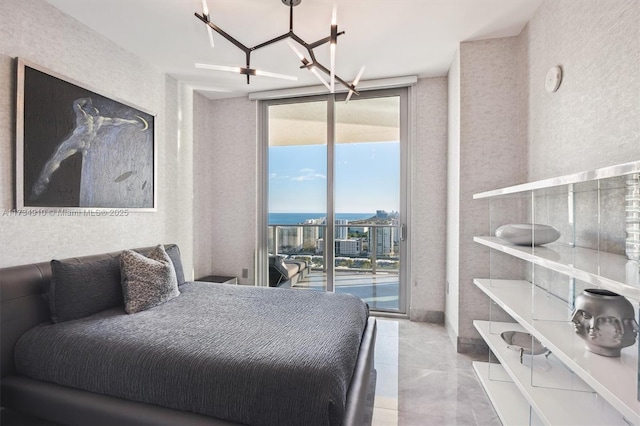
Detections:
[336, 239, 361, 256]
[370, 226, 395, 256]
[279, 226, 303, 250]
[376, 210, 389, 220]
[391, 218, 400, 245]
[302, 222, 320, 252]
[317, 238, 362, 256]
[335, 219, 348, 240]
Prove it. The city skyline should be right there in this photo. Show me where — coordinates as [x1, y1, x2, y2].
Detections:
[269, 141, 400, 213]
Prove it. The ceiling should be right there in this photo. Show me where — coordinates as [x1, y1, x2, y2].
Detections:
[44, 0, 542, 100]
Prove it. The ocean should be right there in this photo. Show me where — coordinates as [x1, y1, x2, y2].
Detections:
[268, 212, 374, 225]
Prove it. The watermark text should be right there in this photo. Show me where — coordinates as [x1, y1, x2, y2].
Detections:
[2, 209, 130, 217]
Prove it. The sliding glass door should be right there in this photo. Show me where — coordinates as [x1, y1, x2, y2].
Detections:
[267, 98, 329, 290]
[261, 88, 408, 314]
[334, 95, 403, 311]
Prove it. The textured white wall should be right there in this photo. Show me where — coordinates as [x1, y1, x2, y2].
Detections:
[193, 95, 257, 284]
[446, 51, 461, 340]
[168, 79, 195, 280]
[525, 0, 640, 179]
[453, 37, 528, 351]
[410, 77, 448, 322]
[192, 94, 215, 279]
[0, 0, 193, 272]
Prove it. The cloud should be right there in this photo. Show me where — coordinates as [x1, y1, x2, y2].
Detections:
[291, 172, 326, 181]
[289, 168, 326, 181]
[269, 173, 290, 180]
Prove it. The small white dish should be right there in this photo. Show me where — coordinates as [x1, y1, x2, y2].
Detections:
[495, 223, 560, 246]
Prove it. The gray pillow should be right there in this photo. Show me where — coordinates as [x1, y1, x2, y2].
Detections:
[120, 245, 179, 314]
[269, 255, 289, 286]
[274, 257, 289, 278]
[165, 244, 186, 285]
[49, 257, 123, 323]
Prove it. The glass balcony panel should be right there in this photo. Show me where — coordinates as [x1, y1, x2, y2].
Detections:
[268, 222, 400, 310]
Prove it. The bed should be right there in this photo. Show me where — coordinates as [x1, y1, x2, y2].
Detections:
[0, 244, 376, 426]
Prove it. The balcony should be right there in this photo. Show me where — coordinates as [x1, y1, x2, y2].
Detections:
[268, 223, 400, 311]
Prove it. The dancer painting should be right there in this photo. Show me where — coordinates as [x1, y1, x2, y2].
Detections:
[19, 61, 155, 209]
[31, 97, 147, 199]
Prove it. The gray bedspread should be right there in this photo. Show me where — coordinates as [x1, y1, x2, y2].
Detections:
[15, 282, 369, 426]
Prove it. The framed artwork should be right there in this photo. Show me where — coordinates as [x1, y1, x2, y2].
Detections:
[16, 58, 156, 211]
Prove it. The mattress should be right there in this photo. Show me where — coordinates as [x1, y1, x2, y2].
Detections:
[15, 282, 369, 426]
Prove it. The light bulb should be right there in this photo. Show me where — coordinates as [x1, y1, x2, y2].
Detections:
[195, 63, 241, 73]
[254, 69, 298, 81]
[345, 65, 366, 102]
[201, 0, 214, 47]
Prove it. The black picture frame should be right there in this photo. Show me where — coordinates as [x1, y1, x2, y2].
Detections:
[16, 58, 156, 211]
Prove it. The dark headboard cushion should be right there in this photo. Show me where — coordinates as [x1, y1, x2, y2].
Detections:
[1, 263, 52, 378]
[0, 244, 181, 378]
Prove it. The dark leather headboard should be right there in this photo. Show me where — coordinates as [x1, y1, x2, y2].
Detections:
[0, 244, 178, 379]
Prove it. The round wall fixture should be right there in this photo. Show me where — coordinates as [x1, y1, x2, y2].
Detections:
[545, 66, 562, 92]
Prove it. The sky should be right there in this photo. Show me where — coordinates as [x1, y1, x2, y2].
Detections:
[269, 141, 399, 213]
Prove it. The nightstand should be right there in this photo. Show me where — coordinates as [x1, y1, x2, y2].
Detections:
[196, 275, 238, 284]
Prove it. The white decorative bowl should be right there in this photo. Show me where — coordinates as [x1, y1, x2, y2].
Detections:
[495, 223, 561, 246]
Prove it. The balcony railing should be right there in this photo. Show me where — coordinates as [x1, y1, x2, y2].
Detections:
[268, 223, 400, 275]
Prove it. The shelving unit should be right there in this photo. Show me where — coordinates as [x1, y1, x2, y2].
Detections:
[475, 279, 639, 423]
[475, 320, 625, 425]
[472, 361, 531, 426]
[473, 161, 640, 425]
[474, 237, 640, 300]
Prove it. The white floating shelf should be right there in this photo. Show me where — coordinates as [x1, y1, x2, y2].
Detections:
[475, 320, 628, 426]
[475, 279, 640, 424]
[472, 361, 531, 426]
[473, 160, 640, 199]
[474, 236, 640, 300]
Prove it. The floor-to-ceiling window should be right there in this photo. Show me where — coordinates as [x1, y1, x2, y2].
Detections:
[260, 88, 408, 314]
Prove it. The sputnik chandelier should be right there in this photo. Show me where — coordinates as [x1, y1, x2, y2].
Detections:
[194, 0, 366, 100]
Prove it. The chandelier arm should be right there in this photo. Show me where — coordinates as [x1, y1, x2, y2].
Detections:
[289, 33, 354, 93]
[308, 36, 331, 49]
[289, 33, 318, 65]
[289, 2, 294, 31]
[307, 31, 344, 50]
[245, 51, 251, 84]
[337, 76, 358, 95]
[195, 12, 250, 54]
[306, 47, 318, 65]
[288, 33, 308, 50]
[250, 32, 293, 51]
[289, 33, 318, 66]
[309, 62, 356, 94]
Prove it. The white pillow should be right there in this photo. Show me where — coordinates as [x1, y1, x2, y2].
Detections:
[120, 245, 179, 314]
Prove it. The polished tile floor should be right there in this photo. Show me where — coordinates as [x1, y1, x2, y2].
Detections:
[370, 317, 500, 426]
